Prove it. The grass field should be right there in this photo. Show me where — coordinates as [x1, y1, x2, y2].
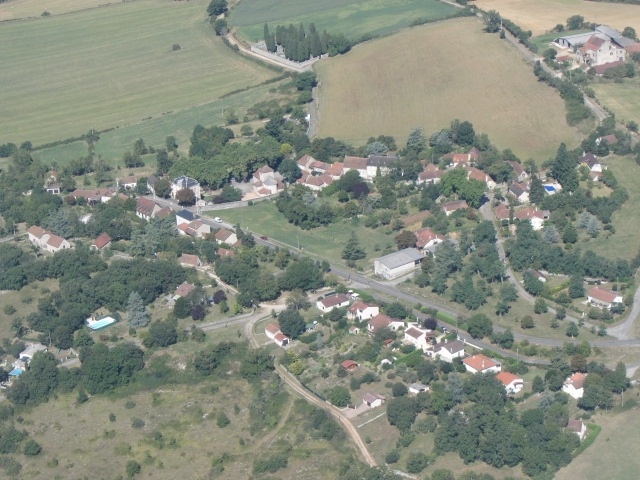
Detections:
[592, 77, 640, 125]
[0, 0, 113, 20]
[315, 17, 583, 161]
[229, 0, 459, 44]
[0, 0, 278, 146]
[475, 0, 640, 36]
[530, 28, 591, 52]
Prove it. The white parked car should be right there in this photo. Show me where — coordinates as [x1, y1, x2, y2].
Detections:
[214, 217, 222, 223]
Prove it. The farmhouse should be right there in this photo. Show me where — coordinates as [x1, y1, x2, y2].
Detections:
[496, 371, 524, 394]
[374, 248, 423, 279]
[171, 176, 201, 200]
[316, 293, 351, 313]
[214, 229, 238, 246]
[567, 419, 587, 441]
[555, 26, 636, 70]
[343, 156, 368, 178]
[366, 155, 399, 178]
[428, 339, 465, 362]
[252, 165, 284, 196]
[91, 232, 112, 251]
[347, 301, 380, 321]
[326, 162, 345, 179]
[463, 354, 501, 374]
[362, 393, 386, 408]
[367, 313, 404, 332]
[27, 226, 72, 253]
[441, 200, 468, 216]
[587, 287, 623, 309]
[563, 372, 587, 400]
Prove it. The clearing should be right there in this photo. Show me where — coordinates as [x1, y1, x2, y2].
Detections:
[315, 17, 583, 161]
[0, 0, 278, 146]
[474, 0, 640, 36]
[229, 0, 458, 44]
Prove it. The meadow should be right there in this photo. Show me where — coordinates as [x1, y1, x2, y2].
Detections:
[0, 0, 113, 21]
[315, 17, 583, 161]
[474, 0, 640, 36]
[591, 77, 640, 126]
[229, 0, 459, 44]
[0, 0, 278, 146]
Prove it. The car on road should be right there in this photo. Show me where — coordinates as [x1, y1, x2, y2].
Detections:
[214, 217, 222, 223]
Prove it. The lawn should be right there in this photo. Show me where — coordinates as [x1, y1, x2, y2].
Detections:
[229, 0, 459, 44]
[474, 0, 640, 36]
[529, 28, 591, 53]
[208, 201, 397, 267]
[315, 17, 583, 161]
[0, 0, 278, 146]
[591, 77, 640, 126]
[0, 278, 59, 339]
[580, 155, 640, 260]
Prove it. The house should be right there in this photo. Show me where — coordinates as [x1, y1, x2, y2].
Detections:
[509, 183, 529, 203]
[587, 287, 623, 309]
[579, 152, 603, 172]
[415, 227, 446, 253]
[175, 282, 196, 299]
[343, 156, 368, 178]
[326, 162, 344, 179]
[19, 343, 47, 363]
[507, 161, 529, 182]
[362, 393, 386, 408]
[119, 175, 138, 190]
[217, 247, 235, 258]
[428, 339, 465, 362]
[171, 176, 201, 200]
[417, 164, 444, 185]
[27, 226, 72, 253]
[297, 154, 318, 173]
[563, 372, 588, 400]
[178, 220, 211, 238]
[252, 165, 284, 196]
[316, 293, 350, 313]
[465, 166, 496, 189]
[374, 248, 423, 280]
[341, 360, 359, 371]
[180, 254, 202, 268]
[567, 419, 587, 441]
[526, 269, 547, 283]
[349, 325, 361, 335]
[347, 301, 380, 321]
[556, 25, 638, 58]
[496, 371, 524, 394]
[494, 203, 511, 222]
[70, 188, 115, 204]
[136, 197, 162, 221]
[408, 382, 429, 396]
[367, 313, 404, 332]
[366, 155, 398, 178]
[515, 207, 549, 231]
[273, 332, 290, 347]
[156, 206, 173, 219]
[214, 228, 238, 246]
[175, 209, 195, 225]
[577, 34, 626, 67]
[91, 232, 112, 251]
[146, 175, 160, 196]
[404, 326, 432, 352]
[298, 173, 334, 191]
[43, 171, 61, 194]
[463, 354, 501, 374]
[265, 323, 281, 340]
[441, 200, 469, 216]
[596, 134, 618, 146]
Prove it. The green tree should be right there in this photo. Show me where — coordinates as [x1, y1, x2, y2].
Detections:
[534, 298, 548, 314]
[156, 149, 172, 174]
[153, 178, 171, 198]
[566, 322, 579, 338]
[562, 223, 577, 244]
[566, 15, 584, 30]
[126, 291, 149, 328]
[395, 230, 417, 250]
[126, 460, 141, 478]
[23, 439, 42, 456]
[406, 127, 427, 152]
[406, 452, 429, 474]
[529, 175, 545, 205]
[175, 187, 195, 206]
[485, 10, 502, 33]
[278, 308, 306, 339]
[342, 232, 366, 261]
[327, 386, 351, 407]
[622, 26, 637, 40]
[467, 314, 493, 338]
[277, 158, 302, 183]
[568, 274, 584, 298]
[392, 382, 408, 397]
[551, 143, 578, 192]
[207, 0, 227, 16]
[146, 321, 178, 347]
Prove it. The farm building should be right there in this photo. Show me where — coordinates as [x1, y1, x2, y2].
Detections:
[374, 248, 423, 279]
[362, 393, 386, 408]
[587, 287, 622, 309]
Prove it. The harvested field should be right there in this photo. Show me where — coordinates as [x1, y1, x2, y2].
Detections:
[475, 0, 640, 36]
[0, 0, 278, 146]
[315, 17, 583, 161]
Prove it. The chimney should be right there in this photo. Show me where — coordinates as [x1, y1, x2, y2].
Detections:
[482, 360, 485, 370]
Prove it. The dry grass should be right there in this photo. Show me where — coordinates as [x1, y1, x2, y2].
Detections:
[0, 0, 112, 20]
[315, 17, 582, 161]
[475, 0, 640, 36]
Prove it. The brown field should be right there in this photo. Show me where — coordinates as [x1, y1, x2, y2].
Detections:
[475, 0, 640, 36]
[315, 17, 583, 161]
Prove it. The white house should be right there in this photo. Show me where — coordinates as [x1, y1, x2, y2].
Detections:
[265, 323, 290, 347]
[415, 227, 445, 253]
[567, 419, 588, 441]
[171, 176, 201, 200]
[417, 164, 444, 185]
[27, 226, 72, 253]
[347, 301, 380, 321]
[429, 340, 465, 362]
[91, 232, 112, 251]
[366, 155, 398, 179]
[441, 200, 469, 216]
[408, 382, 429, 396]
[515, 207, 549, 231]
[509, 183, 529, 203]
[177, 220, 211, 238]
[316, 293, 350, 313]
[136, 198, 163, 221]
[214, 228, 238, 246]
[367, 313, 404, 332]
[374, 248, 423, 280]
[19, 343, 47, 363]
[563, 372, 587, 400]
[463, 354, 501, 374]
[362, 393, 386, 408]
[404, 326, 432, 352]
[496, 371, 524, 394]
[587, 287, 623, 310]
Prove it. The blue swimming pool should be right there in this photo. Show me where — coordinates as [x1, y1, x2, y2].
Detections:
[87, 316, 116, 331]
[9, 368, 24, 376]
[544, 185, 557, 193]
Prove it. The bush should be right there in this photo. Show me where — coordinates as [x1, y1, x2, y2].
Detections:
[385, 450, 400, 464]
[23, 439, 42, 456]
[216, 412, 230, 428]
[253, 454, 288, 474]
[406, 451, 429, 473]
[131, 418, 145, 429]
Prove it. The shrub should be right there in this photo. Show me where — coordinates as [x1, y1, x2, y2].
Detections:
[385, 450, 400, 464]
[406, 451, 429, 473]
[253, 454, 288, 474]
[216, 412, 230, 428]
[131, 418, 145, 429]
[23, 439, 42, 456]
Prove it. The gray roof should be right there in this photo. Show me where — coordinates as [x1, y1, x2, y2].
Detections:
[596, 25, 637, 47]
[376, 248, 423, 269]
[177, 209, 194, 221]
[555, 32, 595, 48]
[173, 175, 199, 188]
[367, 155, 399, 167]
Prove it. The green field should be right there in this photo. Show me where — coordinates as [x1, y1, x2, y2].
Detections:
[592, 78, 640, 126]
[529, 28, 591, 53]
[315, 17, 584, 161]
[229, 0, 459, 43]
[0, 0, 115, 21]
[0, 0, 278, 146]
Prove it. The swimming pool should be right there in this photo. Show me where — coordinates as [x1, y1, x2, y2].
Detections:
[87, 316, 117, 331]
[9, 368, 24, 376]
[544, 185, 557, 193]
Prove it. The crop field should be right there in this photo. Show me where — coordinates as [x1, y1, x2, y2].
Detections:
[591, 78, 640, 126]
[475, 0, 640, 36]
[0, 0, 278, 147]
[315, 18, 583, 161]
[229, 0, 459, 44]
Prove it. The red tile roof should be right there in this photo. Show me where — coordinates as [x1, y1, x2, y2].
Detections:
[341, 360, 358, 369]
[588, 287, 619, 304]
[93, 232, 112, 250]
[463, 354, 499, 372]
[344, 156, 367, 170]
[319, 294, 350, 309]
[136, 197, 158, 217]
[265, 323, 281, 335]
[405, 327, 425, 339]
[565, 372, 587, 389]
[441, 200, 468, 213]
[27, 225, 47, 239]
[496, 371, 522, 387]
[46, 234, 65, 248]
[175, 282, 196, 297]
[368, 313, 397, 331]
[415, 227, 445, 249]
[180, 254, 201, 266]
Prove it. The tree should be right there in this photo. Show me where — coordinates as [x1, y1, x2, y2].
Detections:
[485, 10, 502, 33]
[551, 143, 578, 192]
[542, 225, 560, 244]
[146, 321, 178, 347]
[286, 289, 311, 310]
[566, 322, 579, 338]
[277, 158, 302, 183]
[207, 0, 227, 16]
[568, 274, 584, 298]
[387, 396, 419, 432]
[529, 175, 545, 205]
[395, 230, 417, 250]
[213, 18, 228, 36]
[534, 298, 548, 314]
[23, 439, 42, 456]
[566, 15, 584, 30]
[173, 296, 191, 319]
[406, 128, 427, 152]
[126, 291, 149, 328]
[622, 26, 637, 40]
[327, 386, 351, 407]
[392, 382, 408, 397]
[278, 308, 306, 339]
[406, 452, 429, 474]
[175, 187, 195, 206]
[521, 315, 535, 329]
[295, 71, 317, 91]
[153, 178, 171, 198]
[467, 314, 493, 338]
[156, 149, 172, 174]
[562, 223, 577, 244]
[342, 232, 366, 261]
[126, 460, 141, 478]
[191, 304, 206, 321]
[532, 375, 545, 393]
